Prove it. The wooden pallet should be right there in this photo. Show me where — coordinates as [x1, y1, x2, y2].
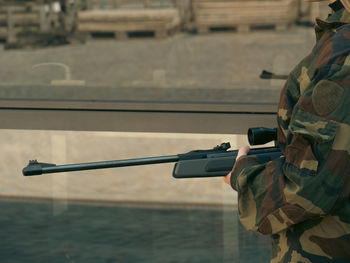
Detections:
[0, 1, 83, 48]
[193, 0, 299, 34]
[85, 0, 177, 9]
[78, 9, 180, 39]
[85, 0, 192, 30]
[0, 2, 58, 45]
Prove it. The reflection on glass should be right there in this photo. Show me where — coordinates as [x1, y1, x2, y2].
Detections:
[0, 129, 271, 262]
[0, 199, 270, 263]
[0, 0, 327, 104]
[0, 1, 332, 262]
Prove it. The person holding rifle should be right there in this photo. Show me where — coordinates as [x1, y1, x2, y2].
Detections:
[224, 0, 350, 262]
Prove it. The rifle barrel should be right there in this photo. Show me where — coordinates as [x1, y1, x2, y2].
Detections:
[23, 155, 180, 176]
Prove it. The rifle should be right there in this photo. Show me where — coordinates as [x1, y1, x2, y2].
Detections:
[22, 128, 282, 178]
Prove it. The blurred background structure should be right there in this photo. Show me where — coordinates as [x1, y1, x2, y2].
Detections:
[0, 0, 329, 46]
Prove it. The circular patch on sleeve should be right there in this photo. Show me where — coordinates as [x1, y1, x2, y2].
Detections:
[312, 80, 344, 116]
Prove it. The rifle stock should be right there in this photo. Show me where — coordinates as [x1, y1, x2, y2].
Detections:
[173, 147, 281, 178]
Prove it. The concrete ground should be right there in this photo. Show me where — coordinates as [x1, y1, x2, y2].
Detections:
[0, 26, 315, 90]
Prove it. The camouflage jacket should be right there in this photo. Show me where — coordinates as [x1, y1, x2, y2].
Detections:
[230, 8, 350, 263]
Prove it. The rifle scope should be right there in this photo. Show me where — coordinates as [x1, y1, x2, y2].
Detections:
[248, 127, 277, 146]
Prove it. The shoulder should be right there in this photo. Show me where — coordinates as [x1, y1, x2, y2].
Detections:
[314, 24, 350, 70]
[287, 25, 350, 101]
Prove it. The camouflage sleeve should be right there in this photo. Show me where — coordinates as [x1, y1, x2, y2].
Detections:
[231, 29, 350, 235]
[231, 154, 302, 235]
[230, 110, 342, 236]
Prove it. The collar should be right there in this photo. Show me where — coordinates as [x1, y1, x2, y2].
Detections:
[316, 18, 347, 30]
[314, 8, 350, 41]
[314, 18, 347, 41]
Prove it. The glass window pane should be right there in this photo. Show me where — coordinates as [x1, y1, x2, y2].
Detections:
[0, 1, 332, 262]
[0, 0, 327, 108]
[1, 129, 273, 262]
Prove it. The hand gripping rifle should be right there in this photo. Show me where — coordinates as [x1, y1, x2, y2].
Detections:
[23, 128, 282, 178]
